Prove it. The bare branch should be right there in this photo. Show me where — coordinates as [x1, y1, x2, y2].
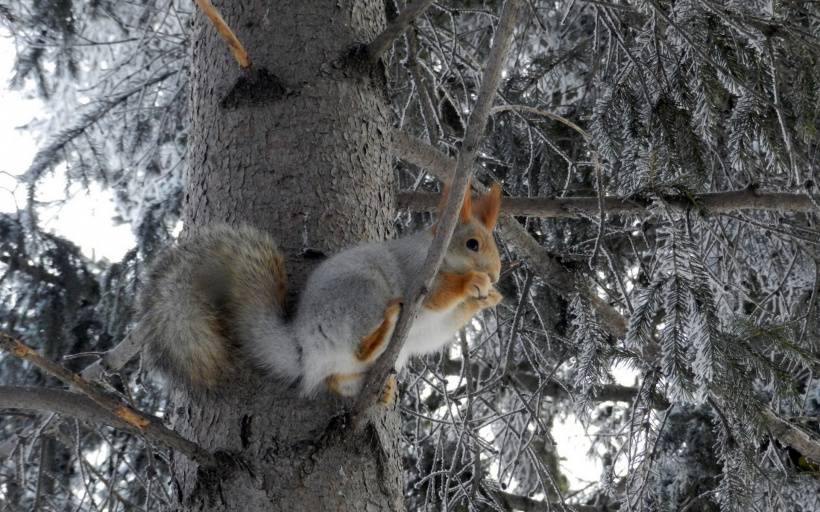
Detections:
[492, 104, 591, 139]
[0, 386, 135, 434]
[398, 190, 818, 217]
[354, 0, 525, 416]
[391, 131, 629, 338]
[193, 0, 251, 68]
[0, 332, 215, 466]
[365, 0, 437, 64]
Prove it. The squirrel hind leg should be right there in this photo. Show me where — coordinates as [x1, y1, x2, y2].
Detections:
[355, 298, 403, 363]
[326, 372, 364, 397]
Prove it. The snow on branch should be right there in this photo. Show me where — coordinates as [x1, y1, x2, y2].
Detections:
[762, 408, 820, 464]
[24, 70, 176, 189]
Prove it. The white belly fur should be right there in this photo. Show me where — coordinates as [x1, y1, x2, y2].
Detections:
[396, 307, 460, 368]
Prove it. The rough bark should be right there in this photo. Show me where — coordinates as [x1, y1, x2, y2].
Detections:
[175, 1, 404, 510]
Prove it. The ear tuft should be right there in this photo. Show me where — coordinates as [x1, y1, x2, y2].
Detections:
[436, 179, 476, 225]
[473, 183, 502, 230]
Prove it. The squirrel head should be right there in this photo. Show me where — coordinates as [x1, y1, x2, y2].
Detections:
[436, 182, 502, 283]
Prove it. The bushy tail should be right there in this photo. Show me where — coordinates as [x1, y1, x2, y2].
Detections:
[136, 224, 301, 388]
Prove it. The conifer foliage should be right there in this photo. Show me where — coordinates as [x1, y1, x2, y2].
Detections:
[1, 1, 819, 510]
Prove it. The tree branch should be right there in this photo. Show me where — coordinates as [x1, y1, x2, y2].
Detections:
[434, 358, 669, 410]
[491, 490, 603, 512]
[0, 253, 63, 285]
[439, 355, 820, 466]
[193, 0, 251, 68]
[762, 408, 820, 464]
[0, 332, 215, 466]
[492, 104, 592, 139]
[354, 0, 525, 416]
[0, 386, 136, 434]
[398, 190, 818, 217]
[364, 0, 437, 64]
[80, 332, 142, 381]
[391, 130, 628, 337]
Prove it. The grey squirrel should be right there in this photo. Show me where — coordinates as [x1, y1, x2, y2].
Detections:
[136, 184, 503, 399]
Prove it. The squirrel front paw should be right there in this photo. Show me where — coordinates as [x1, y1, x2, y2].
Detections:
[466, 271, 492, 300]
[478, 288, 503, 308]
[466, 287, 502, 308]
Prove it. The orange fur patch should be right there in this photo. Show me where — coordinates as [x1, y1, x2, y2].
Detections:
[356, 298, 402, 362]
[326, 372, 363, 396]
[473, 183, 502, 230]
[424, 272, 472, 311]
[435, 179, 475, 229]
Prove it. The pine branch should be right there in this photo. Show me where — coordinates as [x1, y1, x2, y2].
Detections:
[0, 332, 216, 466]
[354, 0, 525, 416]
[397, 190, 818, 217]
[0, 253, 63, 285]
[193, 0, 251, 68]
[391, 131, 629, 338]
[364, 0, 437, 64]
[24, 70, 176, 187]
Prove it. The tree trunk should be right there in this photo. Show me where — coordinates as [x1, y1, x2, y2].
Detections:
[172, 1, 403, 509]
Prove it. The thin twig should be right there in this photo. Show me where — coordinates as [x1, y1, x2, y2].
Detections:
[0, 332, 215, 466]
[80, 332, 142, 381]
[193, 0, 251, 69]
[353, 0, 525, 417]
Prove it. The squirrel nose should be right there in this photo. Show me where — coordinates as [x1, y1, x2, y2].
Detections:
[489, 271, 499, 283]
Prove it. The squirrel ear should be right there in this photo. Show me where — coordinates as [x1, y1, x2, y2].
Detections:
[436, 180, 473, 226]
[473, 183, 502, 230]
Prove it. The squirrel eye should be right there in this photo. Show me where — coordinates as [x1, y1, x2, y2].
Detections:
[466, 238, 480, 252]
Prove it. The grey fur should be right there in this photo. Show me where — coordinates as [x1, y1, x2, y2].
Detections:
[138, 217, 500, 395]
[137, 225, 297, 388]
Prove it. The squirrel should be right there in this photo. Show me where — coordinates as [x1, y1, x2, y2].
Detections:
[136, 184, 503, 399]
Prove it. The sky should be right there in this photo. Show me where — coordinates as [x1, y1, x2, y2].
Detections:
[0, 29, 135, 262]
